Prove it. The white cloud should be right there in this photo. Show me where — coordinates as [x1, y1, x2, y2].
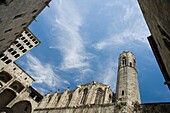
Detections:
[94, 4, 150, 50]
[97, 58, 118, 92]
[48, 0, 92, 71]
[25, 53, 70, 91]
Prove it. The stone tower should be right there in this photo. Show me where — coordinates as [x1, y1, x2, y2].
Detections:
[116, 51, 140, 105]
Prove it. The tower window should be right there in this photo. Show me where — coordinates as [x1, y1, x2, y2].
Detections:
[22, 49, 27, 53]
[122, 57, 126, 66]
[130, 62, 132, 67]
[122, 91, 124, 96]
[1, 56, 8, 61]
[19, 46, 24, 50]
[14, 54, 20, 58]
[21, 37, 25, 40]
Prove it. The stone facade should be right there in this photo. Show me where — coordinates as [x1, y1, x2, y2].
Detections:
[0, 0, 50, 54]
[36, 82, 114, 110]
[0, 28, 40, 71]
[138, 0, 170, 89]
[0, 63, 43, 113]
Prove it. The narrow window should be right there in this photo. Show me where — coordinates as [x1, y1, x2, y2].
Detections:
[0, 54, 5, 58]
[16, 43, 21, 47]
[27, 34, 31, 36]
[32, 39, 36, 42]
[23, 39, 28, 43]
[26, 42, 30, 46]
[95, 88, 104, 104]
[130, 62, 132, 67]
[19, 46, 24, 50]
[25, 31, 28, 34]
[21, 23, 27, 26]
[11, 51, 17, 55]
[8, 48, 14, 52]
[14, 32, 19, 35]
[30, 36, 33, 39]
[80, 88, 88, 104]
[14, 41, 18, 44]
[4, 28, 12, 33]
[29, 45, 33, 48]
[1, 56, 8, 61]
[5, 59, 12, 64]
[122, 91, 124, 96]
[122, 57, 126, 66]
[21, 37, 25, 40]
[14, 54, 20, 58]
[32, 9, 38, 14]
[13, 13, 25, 20]
[22, 49, 27, 53]
[34, 41, 38, 44]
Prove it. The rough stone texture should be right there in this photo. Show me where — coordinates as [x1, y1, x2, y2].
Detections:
[138, 0, 170, 89]
[116, 51, 141, 105]
[0, 0, 50, 54]
[0, 29, 40, 71]
[34, 104, 115, 113]
[37, 82, 114, 110]
[141, 103, 170, 113]
[0, 63, 43, 113]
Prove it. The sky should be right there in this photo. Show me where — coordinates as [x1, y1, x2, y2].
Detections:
[16, 0, 170, 103]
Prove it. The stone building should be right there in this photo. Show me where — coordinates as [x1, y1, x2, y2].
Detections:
[0, 63, 43, 113]
[0, 28, 40, 71]
[0, 0, 50, 54]
[137, 0, 170, 89]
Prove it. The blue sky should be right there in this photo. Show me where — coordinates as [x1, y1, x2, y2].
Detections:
[16, 0, 170, 103]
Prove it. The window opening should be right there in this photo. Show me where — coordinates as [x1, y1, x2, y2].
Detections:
[122, 91, 124, 96]
[8, 48, 14, 52]
[13, 13, 25, 20]
[4, 28, 12, 33]
[1, 56, 8, 61]
[32, 9, 38, 14]
[22, 49, 27, 53]
[14, 54, 20, 58]
[5, 59, 12, 64]
[19, 46, 24, 50]
[122, 57, 126, 66]
[11, 51, 17, 55]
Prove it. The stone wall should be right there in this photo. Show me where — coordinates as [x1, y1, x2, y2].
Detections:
[138, 0, 170, 89]
[34, 104, 115, 113]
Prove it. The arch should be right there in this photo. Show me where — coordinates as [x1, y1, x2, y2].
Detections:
[0, 89, 16, 109]
[122, 57, 126, 66]
[80, 88, 88, 104]
[109, 94, 112, 103]
[95, 88, 104, 104]
[11, 101, 32, 113]
[66, 93, 73, 107]
[0, 107, 13, 113]
[9, 81, 24, 93]
[0, 71, 12, 83]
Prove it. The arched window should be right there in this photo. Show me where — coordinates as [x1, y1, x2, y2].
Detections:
[66, 93, 72, 107]
[122, 57, 126, 66]
[130, 62, 132, 67]
[80, 88, 88, 104]
[95, 88, 104, 104]
[0, 71, 12, 83]
[9, 81, 24, 93]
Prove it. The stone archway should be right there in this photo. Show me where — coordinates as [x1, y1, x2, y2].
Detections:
[0, 89, 16, 110]
[11, 101, 32, 113]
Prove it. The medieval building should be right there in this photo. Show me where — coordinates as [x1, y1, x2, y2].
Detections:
[0, 0, 170, 113]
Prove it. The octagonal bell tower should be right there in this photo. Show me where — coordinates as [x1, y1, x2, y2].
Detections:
[116, 51, 140, 105]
